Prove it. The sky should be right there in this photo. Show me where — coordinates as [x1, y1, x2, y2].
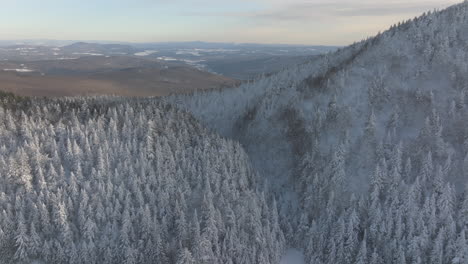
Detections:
[0, 0, 461, 45]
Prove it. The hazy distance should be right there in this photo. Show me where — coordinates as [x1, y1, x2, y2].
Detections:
[0, 0, 459, 45]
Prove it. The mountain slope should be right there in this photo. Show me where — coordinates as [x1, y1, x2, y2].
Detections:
[171, 1, 468, 193]
[170, 2, 468, 263]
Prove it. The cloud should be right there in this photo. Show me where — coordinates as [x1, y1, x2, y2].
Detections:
[182, 0, 458, 21]
[178, 0, 460, 45]
[0, 0, 460, 45]
[323, 1, 455, 17]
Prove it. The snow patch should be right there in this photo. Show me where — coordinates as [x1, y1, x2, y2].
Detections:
[3, 68, 34, 73]
[15, 47, 35, 51]
[176, 50, 201, 56]
[57, 57, 78, 60]
[134, 50, 158, 56]
[72, 52, 104, 56]
[194, 48, 239, 53]
[280, 249, 304, 264]
[157, 56, 178, 61]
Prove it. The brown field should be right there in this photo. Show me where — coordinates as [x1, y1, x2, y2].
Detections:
[0, 57, 238, 97]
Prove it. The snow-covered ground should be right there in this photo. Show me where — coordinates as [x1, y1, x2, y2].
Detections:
[157, 56, 178, 61]
[280, 249, 304, 264]
[3, 68, 34, 73]
[176, 50, 201, 56]
[72, 52, 104, 56]
[134, 50, 158, 56]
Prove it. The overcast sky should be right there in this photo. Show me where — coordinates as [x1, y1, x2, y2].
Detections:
[0, 0, 460, 45]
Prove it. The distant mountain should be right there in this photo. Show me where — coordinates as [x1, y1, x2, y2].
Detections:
[0, 39, 77, 47]
[61, 42, 137, 56]
[0, 39, 135, 47]
[132, 41, 338, 50]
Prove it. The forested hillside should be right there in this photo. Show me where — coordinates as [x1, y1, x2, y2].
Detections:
[2, 1, 468, 264]
[171, 2, 468, 263]
[0, 95, 284, 263]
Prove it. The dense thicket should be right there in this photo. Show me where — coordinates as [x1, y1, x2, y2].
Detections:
[0, 97, 284, 264]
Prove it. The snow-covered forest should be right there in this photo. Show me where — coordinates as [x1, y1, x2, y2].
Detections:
[2, 1, 468, 264]
[0, 96, 284, 263]
[170, 1, 468, 263]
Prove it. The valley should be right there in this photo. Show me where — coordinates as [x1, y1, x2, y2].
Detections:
[0, 42, 333, 96]
[0, 57, 236, 96]
[0, 1, 467, 264]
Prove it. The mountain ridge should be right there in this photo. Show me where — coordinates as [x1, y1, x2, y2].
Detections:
[169, 1, 468, 262]
[0, 2, 468, 263]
